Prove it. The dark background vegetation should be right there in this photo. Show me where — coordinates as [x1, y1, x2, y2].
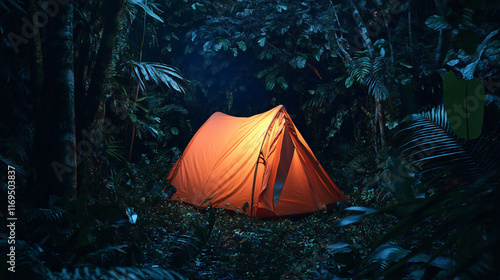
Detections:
[1, 0, 500, 279]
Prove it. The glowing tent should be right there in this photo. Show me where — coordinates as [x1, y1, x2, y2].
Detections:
[167, 105, 346, 217]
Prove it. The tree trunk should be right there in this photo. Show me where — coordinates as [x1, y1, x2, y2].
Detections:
[32, 0, 76, 204]
[349, 0, 386, 149]
[332, 6, 352, 65]
[78, 0, 125, 133]
[435, 29, 443, 64]
[383, 14, 395, 68]
[408, 3, 413, 60]
[129, 8, 147, 161]
[29, 0, 44, 111]
[350, 0, 374, 56]
[376, 99, 386, 148]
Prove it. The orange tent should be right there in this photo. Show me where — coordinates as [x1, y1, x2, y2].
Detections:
[167, 105, 346, 217]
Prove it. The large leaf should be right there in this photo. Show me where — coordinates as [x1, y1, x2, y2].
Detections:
[369, 244, 410, 263]
[131, 61, 189, 94]
[129, 0, 164, 22]
[333, 207, 377, 227]
[425, 15, 451, 31]
[347, 55, 389, 100]
[213, 38, 230, 51]
[443, 71, 485, 140]
[345, 76, 355, 88]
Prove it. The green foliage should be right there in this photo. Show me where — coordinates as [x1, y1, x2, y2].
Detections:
[348, 54, 390, 101]
[105, 137, 126, 162]
[446, 30, 499, 80]
[333, 103, 500, 279]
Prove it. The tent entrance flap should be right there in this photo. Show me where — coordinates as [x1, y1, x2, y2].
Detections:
[273, 128, 294, 207]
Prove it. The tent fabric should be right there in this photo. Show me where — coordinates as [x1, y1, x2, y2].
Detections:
[167, 105, 346, 217]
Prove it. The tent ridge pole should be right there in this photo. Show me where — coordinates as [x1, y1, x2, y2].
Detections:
[250, 105, 285, 217]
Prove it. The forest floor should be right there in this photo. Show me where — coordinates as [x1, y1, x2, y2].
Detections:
[136, 143, 400, 279]
[141, 144, 402, 279]
[140, 197, 396, 279]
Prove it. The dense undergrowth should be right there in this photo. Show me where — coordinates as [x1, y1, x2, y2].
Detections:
[0, 138, 393, 279]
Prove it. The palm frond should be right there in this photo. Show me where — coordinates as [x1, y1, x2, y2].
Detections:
[0, 154, 28, 176]
[348, 55, 371, 81]
[135, 119, 164, 140]
[348, 54, 389, 100]
[0, 0, 26, 13]
[22, 208, 66, 224]
[397, 105, 499, 187]
[301, 83, 338, 109]
[152, 103, 189, 116]
[105, 138, 126, 162]
[53, 266, 186, 280]
[367, 74, 389, 101]
[367, 56, 390, 100]
[131, 61, 189, 94]
[170, 234, 201, 267]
